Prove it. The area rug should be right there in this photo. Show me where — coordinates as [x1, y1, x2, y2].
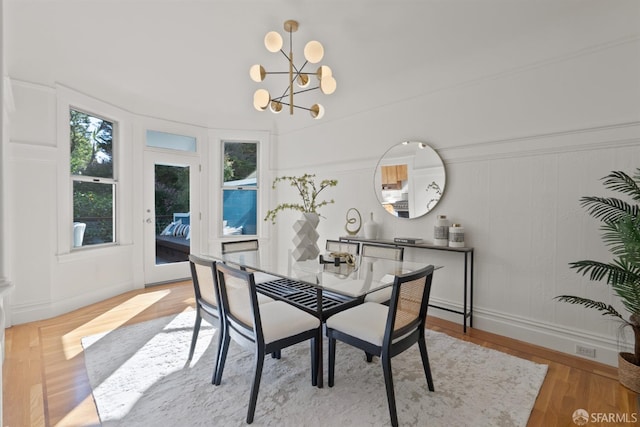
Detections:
[82, 311, 547, 427]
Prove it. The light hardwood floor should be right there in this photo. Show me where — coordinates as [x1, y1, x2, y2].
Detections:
[3, 281, 639, 426]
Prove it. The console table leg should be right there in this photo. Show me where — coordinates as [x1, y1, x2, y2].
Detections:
[470, 251, 474, 329]
[463, 252, 468, 333]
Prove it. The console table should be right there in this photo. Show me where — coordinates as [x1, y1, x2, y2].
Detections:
[339, 236, 474, 332]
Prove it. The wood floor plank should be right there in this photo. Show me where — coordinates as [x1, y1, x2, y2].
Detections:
[3, 281, 638, 426]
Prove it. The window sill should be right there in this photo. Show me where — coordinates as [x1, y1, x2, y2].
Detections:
[57, 243, 132, 263]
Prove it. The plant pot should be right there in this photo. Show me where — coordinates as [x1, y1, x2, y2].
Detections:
[292, 212, 320, 261]
[618, 352, 640, 393]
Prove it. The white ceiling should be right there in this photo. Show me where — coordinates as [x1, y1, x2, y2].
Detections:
[5, 0, 639, 134]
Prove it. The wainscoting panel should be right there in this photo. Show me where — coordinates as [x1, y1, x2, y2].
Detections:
[276, 123, 640, 366]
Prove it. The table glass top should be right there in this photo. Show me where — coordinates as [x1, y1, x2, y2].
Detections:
[204, 247, 437, 299]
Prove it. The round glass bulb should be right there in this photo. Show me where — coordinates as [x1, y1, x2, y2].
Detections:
[317, 65, 332, 80]
[253, 89, 270, 111]
[269, 101, 283, 113]
[310, 104, 325, 119]
[264, 31, 283, 53]
[296, 74, 310, 88]
[320, 76, 337, 95]
[304, 41, 324, 64]
[249, 64, 266, 82]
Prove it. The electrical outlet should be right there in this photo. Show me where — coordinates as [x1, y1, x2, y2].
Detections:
[576, 344, 596, 358]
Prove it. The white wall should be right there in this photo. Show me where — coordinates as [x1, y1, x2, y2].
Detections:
[4, 79, 276, 325]
[272, 38, 640, 366]
[5, 82, 140, 323]
[0, 2, 11, 422]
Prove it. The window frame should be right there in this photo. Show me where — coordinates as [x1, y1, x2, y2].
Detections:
[221, 140, 259, 237]
[56, 85, 131, 256]
[69, 107, 118, 249]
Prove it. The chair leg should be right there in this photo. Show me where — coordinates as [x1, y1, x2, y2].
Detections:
[310, 329, 319, 387]
[328, 334, 336, 387]
[213, 331, 230, 385]
[365, 351, 373, 363]
[418, 334, 435, 391]
[211, 321, 224, 385]
[246, 350, 265, 424]
[188, 312, 202, 361]
[271, 350, 281, 359]
[381, 354, 399, 427]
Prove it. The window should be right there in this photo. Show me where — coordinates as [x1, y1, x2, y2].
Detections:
[146, 130, 196, 152]
[222, 141, 258, 236]
[70, 109, 116, 247]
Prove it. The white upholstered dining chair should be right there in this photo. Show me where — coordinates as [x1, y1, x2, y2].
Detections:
[187, 255, 223, 384]
[214, 262, 322, 424]
[361, 243, 404, 304]
[325, 265, 436, 427]
[221, 239, 260, 254]
[325, 239, 360, 255]
[361, 242, 404, 260]
[188, 255, 274, 383]
[220, 239, 280, 284]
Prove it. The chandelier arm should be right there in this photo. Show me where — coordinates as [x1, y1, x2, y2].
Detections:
[296, 60, 309, 74]
[292, 86, 320, 95]
[290, 60, 309, 91]
[275, 101, 311, 111]
[276, 102, 317, 113]
[278, 87, 291, 101]
[272, 86, 319, 102]
[278, 50, 292, 63]
[286, 59, 308, 76]
[264, 71, 313, 75]
[261, 71, 316, 76]
[275, 75, 293, 102]
[264, 62, 308, 77]
[272, 91, 289, 102]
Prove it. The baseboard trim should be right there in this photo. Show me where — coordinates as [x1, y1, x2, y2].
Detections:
[10, 281, 137, 325]
[429, 296, 629, 367]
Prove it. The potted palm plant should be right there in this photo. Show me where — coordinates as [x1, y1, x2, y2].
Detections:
[555, 169, 640, 392]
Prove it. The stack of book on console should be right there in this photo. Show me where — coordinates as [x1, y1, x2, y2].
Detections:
[393, 237, 423, 244]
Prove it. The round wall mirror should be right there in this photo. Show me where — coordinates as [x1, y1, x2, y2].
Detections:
[373, 141, 446, 219]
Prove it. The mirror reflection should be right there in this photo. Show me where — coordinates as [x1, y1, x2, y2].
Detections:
[373, 141, 446, 219]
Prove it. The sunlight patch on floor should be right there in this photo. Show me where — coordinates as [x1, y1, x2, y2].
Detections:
[61, 290, 172, 360]
[53, 393, 101, 427]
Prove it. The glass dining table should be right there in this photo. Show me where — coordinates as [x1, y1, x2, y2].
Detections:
[203, 246, 434, 387]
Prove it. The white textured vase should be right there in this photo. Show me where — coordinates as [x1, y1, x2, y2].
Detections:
[292, 212, 321, 261]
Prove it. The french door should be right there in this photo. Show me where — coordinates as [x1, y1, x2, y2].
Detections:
[143, 149, 200, 285]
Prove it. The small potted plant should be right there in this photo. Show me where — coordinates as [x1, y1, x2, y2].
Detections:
[264, 173, 338, 260]
[555, 169, 640, 392]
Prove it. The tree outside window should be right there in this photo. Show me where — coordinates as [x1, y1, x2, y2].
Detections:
[70, 109, 116, 247]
